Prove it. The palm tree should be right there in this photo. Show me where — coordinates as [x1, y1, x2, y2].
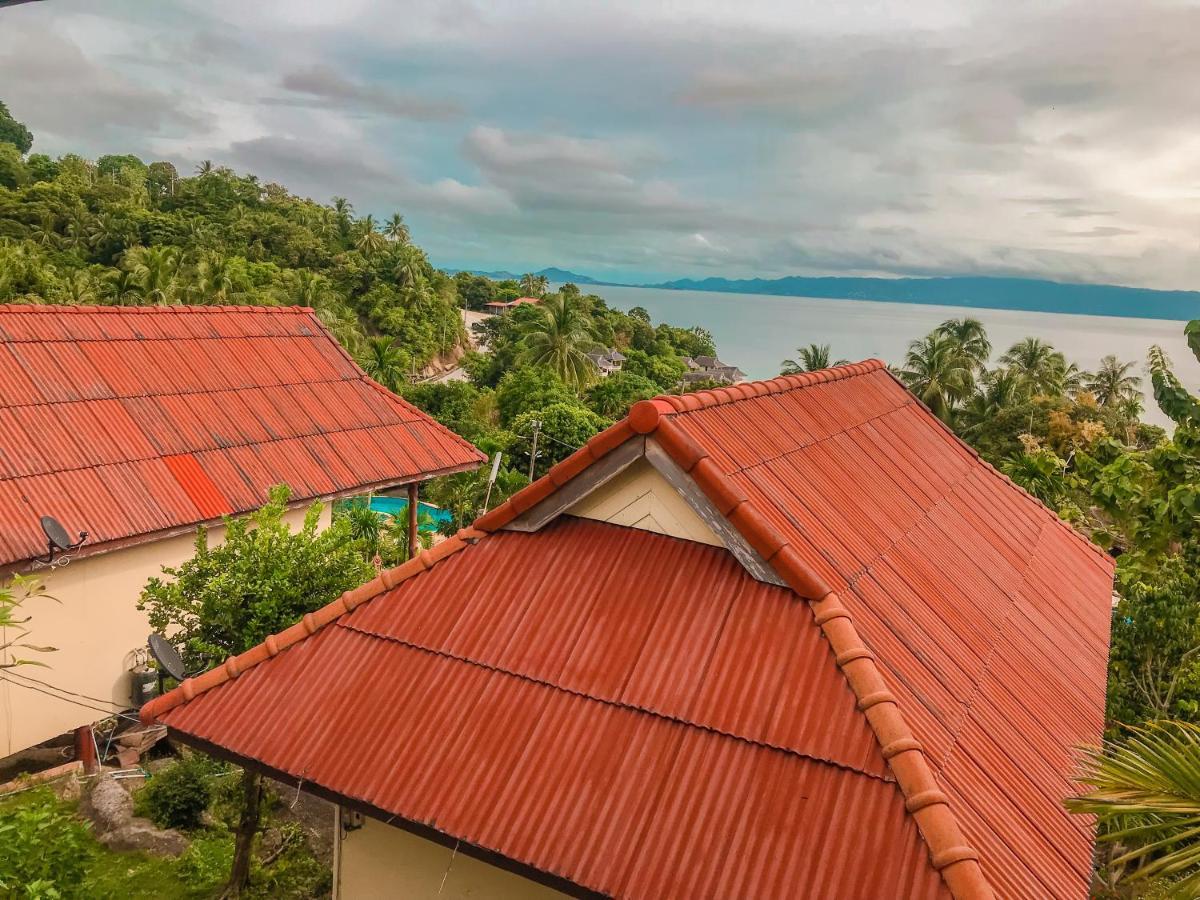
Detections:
[359, 336, 407, 392]
[190, 252, 240, 305]
[195, 160, 214, 177]
[55, 270, 96, 305]
[780, 343, 849, 374]
[354, 215, 387, 256]
[1000, 337, 1069, 398]
[384, 213, 410, 245]
[899, 332, 974, 422]
[101, 268, 141, 306]
[957, 368, 1022, 436]
[521, 294, 599, 388]
[392, 245, 426, 291]
[331, 197, 354, 242]
[64, 204, 92, 250]
[125, 245, 181, 305]
[1067, 721, 1200, 894]
[29, 213, 59, 249]
[520, 273, 549, 298]
[935, 318, 991, 371]
[1087, 355, 1143, 408]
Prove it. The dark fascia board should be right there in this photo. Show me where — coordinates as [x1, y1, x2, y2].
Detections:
[171, 730, 607, 900]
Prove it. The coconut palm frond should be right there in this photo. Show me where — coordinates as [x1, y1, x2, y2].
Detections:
[1068, 721, 1200, 891]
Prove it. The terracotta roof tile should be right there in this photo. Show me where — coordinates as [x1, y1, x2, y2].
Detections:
[0, 305, 484, 566]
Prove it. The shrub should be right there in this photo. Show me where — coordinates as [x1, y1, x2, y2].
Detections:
[0, 788, 90, 898]
[137, 755, 213, 831]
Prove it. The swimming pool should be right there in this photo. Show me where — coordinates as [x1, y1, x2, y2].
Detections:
[366, 496, 454, 531]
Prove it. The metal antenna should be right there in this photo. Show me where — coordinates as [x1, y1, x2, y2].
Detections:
[528, 420, 542, 483]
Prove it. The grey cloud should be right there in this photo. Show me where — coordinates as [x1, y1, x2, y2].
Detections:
[278, 65, 463, 121]
[0, 22, 208, 153]
[461, 126, 704, 225]
[226, 135, 401, 200]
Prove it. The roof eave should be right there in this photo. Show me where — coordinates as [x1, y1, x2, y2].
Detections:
[163, 729, 606, 900]
[0, 460, 480, 577]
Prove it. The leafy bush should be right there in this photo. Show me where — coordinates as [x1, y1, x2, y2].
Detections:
[176, 831, 235, 886]
[137, 755, 213, 831]
[0, 788, 90, 898]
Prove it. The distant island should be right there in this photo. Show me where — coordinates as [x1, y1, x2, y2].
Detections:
[450, 266, 1200, 321]
[454, 266, 602, 285]
[641, 275, 1200, 321]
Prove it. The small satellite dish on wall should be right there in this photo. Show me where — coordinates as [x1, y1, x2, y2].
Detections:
[38, 515, 87, 565]
[147, 633, 188, 683]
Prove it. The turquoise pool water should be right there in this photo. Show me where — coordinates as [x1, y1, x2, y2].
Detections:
[367, 496, 453, 532]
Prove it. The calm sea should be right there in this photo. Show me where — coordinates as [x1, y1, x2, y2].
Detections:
[585, 284, 1199, 431]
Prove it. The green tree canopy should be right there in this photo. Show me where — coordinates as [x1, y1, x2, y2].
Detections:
[0, 100, 32, 154]
[138, 486, 373, 669]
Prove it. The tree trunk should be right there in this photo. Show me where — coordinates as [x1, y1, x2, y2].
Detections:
[226, 768, 262, 898]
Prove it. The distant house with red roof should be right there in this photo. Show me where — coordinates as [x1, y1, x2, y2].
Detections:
[142, 360, 1113, 899]
[0, 304, 483, 757]
[483, 296, 541, 311]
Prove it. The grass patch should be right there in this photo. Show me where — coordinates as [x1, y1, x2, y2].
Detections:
[0, 768, 329, 899]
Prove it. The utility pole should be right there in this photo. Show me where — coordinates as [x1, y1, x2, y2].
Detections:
[528, 419, 542, 483]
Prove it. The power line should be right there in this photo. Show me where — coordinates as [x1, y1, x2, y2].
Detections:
[4, 667, 133, 711]
[0, 672, 141, 725]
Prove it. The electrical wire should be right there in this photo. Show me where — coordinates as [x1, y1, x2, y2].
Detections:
[4, 667, 134, 712]
[0, 673, 141, 725]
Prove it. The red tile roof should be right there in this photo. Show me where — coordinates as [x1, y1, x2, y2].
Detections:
[0, 305, 484, 567]
[143, 359, 1113, 899]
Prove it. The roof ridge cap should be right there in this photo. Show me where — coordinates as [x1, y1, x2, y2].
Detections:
[140, 527, 486, 724]
[460, 400, 992, 896]
[0, 303, 315, 315]
[651, 359, 887, 414]
[646, 414, 994, 899]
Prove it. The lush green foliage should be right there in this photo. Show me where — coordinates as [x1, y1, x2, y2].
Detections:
[332, 498, 433, 566]
[0, 113, 464, 375]
[406, 282, 727, 529]
[0, 101, 32, 155]
[0, 574, 56, 669]
[0, 788, 90, 898]
[136, 754, 215, 831]
[138, 485, 373, 670]
[780, 343, 848, 374]
[0, 770, 329, 900]
[1068, 722, 1200, 895]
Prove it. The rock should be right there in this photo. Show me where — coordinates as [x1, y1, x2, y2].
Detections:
[99, 820, 187, 857]
[115, 748, 140, 768]
[85, 775, 134, 833]
[83, 774, 189, 858]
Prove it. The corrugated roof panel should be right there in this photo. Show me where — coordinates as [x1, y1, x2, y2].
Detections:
[41, 342, 113, 401]
[0, 306, 482, 565]
[163, 453, 233, 520]
[0, 344, 43, 406]
[662, 366, 1111, 900]
[160, 521, 945, 900]
[193, 451, 258, 512]
[144, 361, 1110, 899]
[7, 342, 78, 403]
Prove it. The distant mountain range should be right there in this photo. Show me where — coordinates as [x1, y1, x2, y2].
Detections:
[448, 267, 1200, 320]
[452, 266, 602, 285]
[643, 275, 1200, 320]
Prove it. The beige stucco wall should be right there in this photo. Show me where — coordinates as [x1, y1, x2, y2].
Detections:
[0, 504, 329, 757]
[568, 457, 722, 546]
[336, 814, 568, 900]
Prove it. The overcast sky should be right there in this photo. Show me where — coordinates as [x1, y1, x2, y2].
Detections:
[1, 0, 1196, 287]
